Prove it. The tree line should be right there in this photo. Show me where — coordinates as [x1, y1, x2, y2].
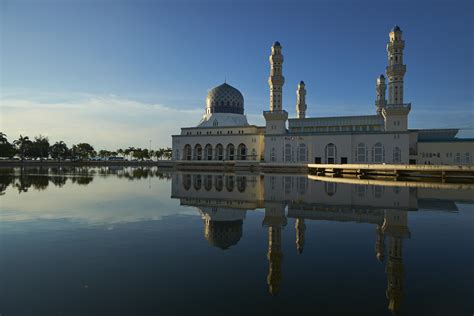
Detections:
[0, 133, 172, 161]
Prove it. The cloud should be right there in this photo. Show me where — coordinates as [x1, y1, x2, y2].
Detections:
[1, 92, 203, 149]
[1, 175, 199, 225]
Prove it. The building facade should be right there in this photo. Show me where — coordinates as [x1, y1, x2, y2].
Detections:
[172, 26, 474, 165]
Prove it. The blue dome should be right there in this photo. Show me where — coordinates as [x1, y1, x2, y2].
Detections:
[273, 41, 281, 47]
[206, 83, 244, 115]
[392, 25, 401, 32]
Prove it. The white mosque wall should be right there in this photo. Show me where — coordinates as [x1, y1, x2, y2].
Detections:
[265, 132, 410, 164]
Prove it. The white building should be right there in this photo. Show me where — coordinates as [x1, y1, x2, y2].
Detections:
[172, 26, 474, 165]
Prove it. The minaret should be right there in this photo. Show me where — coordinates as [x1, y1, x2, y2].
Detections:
[381, 26, 411, 133]
[382, 209, 411, 315]
[269, 41, 284, 112]
[263, 201, 287, 296]
[264, 42, 289, 162]
[267, 225, 283, 296]
[386, 26, 406, 105]
[296, 81, 307, 119]
[375, 75, 387, 115]
[295, 218, 306, 254]
[375, 224, 385, 262]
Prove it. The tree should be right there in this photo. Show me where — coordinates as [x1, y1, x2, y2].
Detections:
[155, 148, 164, 160]
[163, 147, 172, 160]
[124, 147, 135, 160]
[13, 135, 33, 160]
[0, 132, 7, 144]
[117, 148, 124, 158]
[98, 150, 111, 158]
[73, 143, 95, 160]
[0, 133, 17, 158]
[50, 141, 69, 161]
[31, 135, 50, 160]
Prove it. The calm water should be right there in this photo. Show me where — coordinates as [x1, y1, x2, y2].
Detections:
[1, 167, 473, 315]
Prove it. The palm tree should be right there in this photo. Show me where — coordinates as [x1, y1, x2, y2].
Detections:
[117, 148, 124, 158]
[0, 132, 8, 144]
[13, 135, 32, 160]
[164, 147, 172, 160]
[155, 148, 164, 160]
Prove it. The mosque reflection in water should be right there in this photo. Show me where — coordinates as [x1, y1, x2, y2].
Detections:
[171, 172, 468, 315]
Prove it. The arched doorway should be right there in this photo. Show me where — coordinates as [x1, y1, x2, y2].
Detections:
[226, 144, 235, 160]
[237, 143, 247, 160]
[215, 144, 224, 160]
[194, 144, 202, 160]
[204, 144, 213, 160]
[183, 144, 192, 160]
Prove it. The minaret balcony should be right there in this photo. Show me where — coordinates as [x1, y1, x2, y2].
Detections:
[264, 110, 288, 121]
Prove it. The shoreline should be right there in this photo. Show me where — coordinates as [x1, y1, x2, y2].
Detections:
[0, 160, 175, 168]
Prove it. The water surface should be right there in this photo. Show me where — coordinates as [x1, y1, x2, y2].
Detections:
[1, 167, 473, 315]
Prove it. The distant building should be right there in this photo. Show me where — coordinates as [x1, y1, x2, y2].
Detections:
[172, 26, 473, 165]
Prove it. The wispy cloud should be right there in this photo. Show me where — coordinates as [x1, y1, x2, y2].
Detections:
[1, 92, 203, 149]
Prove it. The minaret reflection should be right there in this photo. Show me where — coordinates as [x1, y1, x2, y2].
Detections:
[263, 202, 287, 296]
[171, 173, 473, 313]
[295, 218, 306, 254]
[382, 210, 410, 315]
[375, 224, 385, 262]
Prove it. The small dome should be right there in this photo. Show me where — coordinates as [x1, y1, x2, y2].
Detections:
[204, 220, 243, 250]
[273, 41, 281, 47]
[299, 80, 305, 85]
[379, 74, 385, 79]
[392, 25, 401, 32]
[206, 83, 244, 115]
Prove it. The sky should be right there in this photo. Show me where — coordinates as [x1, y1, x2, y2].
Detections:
[1, 0, 473, 149]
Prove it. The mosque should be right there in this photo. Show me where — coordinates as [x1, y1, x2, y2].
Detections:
[171, 26, 473, 165]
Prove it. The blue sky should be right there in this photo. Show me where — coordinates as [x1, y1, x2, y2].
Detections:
[1, 0, 473, 148]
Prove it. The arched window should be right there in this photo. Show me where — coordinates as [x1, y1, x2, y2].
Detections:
[270, 147, 276, 162]
[193, 175, 202, 190]
[455, 153, 461, 163]
[215, 144, 224, 160]
[372, 185, 384, 198]
[204, 175, 212, 191]
[226, 175, 234, 192]
[237, 143, 247, 160]
[284, 176, 292, 194]
[226, 144, 235, 160]
[183, 145, 192, 160]
[298, 144, 307, 162]
[357, 185, 367, 197]
[204, 144, 213, 160]
[285, 144, 292, 162]
[236, 176, 246, 192]
[325, 143, 337, 164]
[193, 144, 202, 160]
[251, 148, 257, 160]
[214, 175, 223, 191]
[372, 143, 385, 163]
[297, 177, 307, 195]
[465, 152, 471, 164]
[393, 147, 401, 163]
[356, 143, 367, 163]
[183, 174, 191, 190]
[324, 182, 337, 196]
